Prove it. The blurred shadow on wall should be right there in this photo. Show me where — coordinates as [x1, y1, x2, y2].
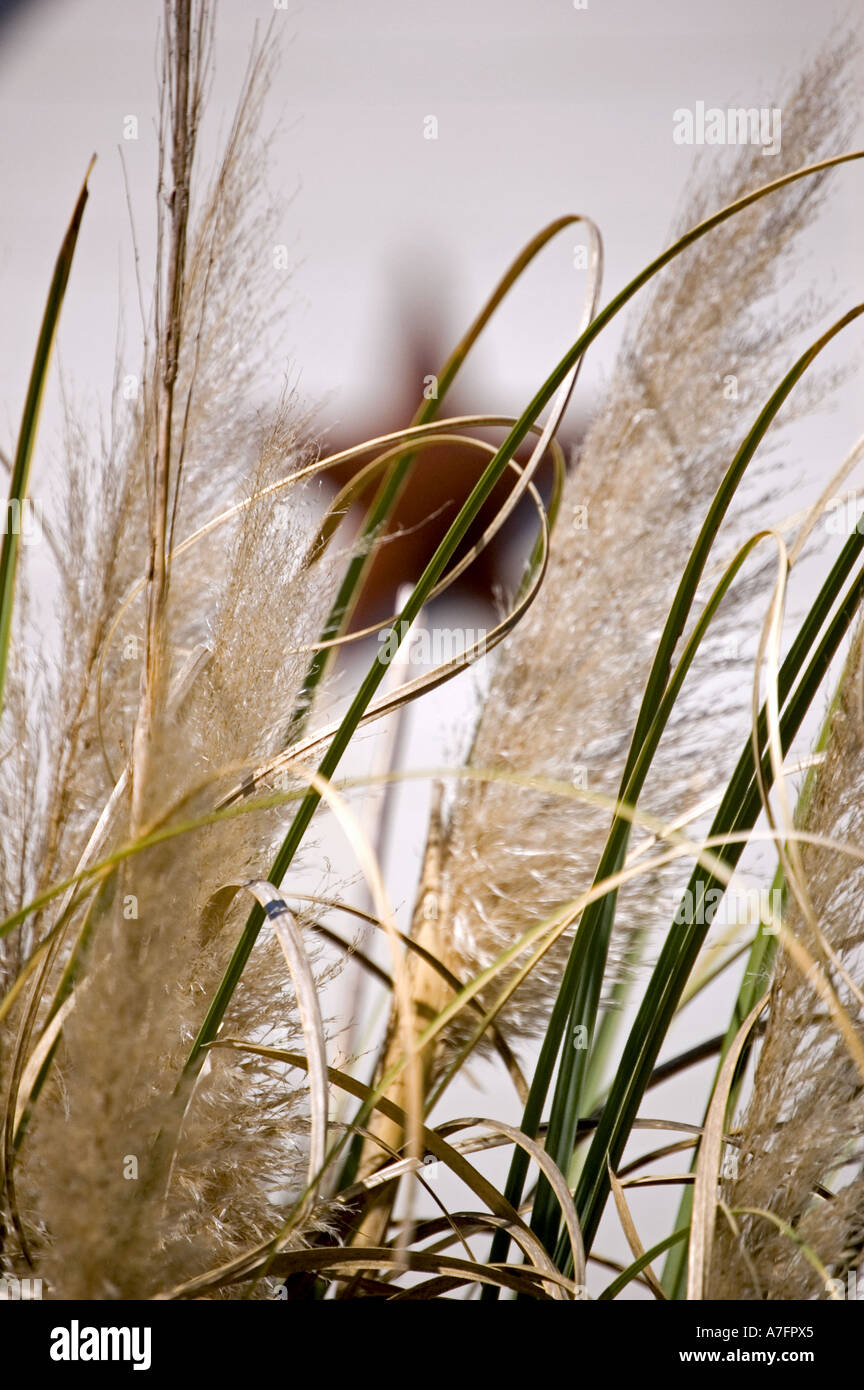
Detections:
[0, 0, 49, 38]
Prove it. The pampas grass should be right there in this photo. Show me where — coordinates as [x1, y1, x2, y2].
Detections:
[0, 10, 341, 1297]
[0, 0, 862, 1302]
[432, 44, 857, 1064]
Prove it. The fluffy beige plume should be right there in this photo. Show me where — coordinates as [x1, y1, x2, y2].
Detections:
[1, 15, 341, 1297]
[431, 42, 858, 1058]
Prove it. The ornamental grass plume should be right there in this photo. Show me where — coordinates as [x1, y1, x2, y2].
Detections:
[0, 9, 340, 1297]
[424, 41, 857, 1065]
[710, 623, 864, 1300]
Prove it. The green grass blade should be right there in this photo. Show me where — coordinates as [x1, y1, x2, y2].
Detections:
[571, 529, 864, 1262]
[0, 159, 94, 715]
[526, 306, 863, 1258]
[662, 640, 850, 1296]
[598, 1227, 689, 1300]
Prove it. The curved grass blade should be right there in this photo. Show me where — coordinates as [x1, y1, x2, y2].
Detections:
[187, 152, 864, 1092]
[607, 1158, 667, 1300]
[572, 522, 864, 1264]
[177, 1040, 557, 1298]
[687, 993, 769, 1299]
[166, 1242, 570, 1301]
[215, 881, 328, 1209]
[284, 213, 602, 742]
[663, 681, 845, 1297]
[0, 158, 94, 715]
[526, 306, 863, 1260]
[598, 1228, 688, 1301]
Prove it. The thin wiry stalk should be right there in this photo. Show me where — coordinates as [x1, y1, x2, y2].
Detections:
[130, 0, 205, 835]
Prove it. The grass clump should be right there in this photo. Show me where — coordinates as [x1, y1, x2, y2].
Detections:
[0, 3, 862, 1301]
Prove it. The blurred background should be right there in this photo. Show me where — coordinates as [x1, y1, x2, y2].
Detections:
[1, 0, 862, 1292]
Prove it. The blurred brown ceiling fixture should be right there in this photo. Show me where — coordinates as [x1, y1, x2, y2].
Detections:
[320, 315, 585, 626]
